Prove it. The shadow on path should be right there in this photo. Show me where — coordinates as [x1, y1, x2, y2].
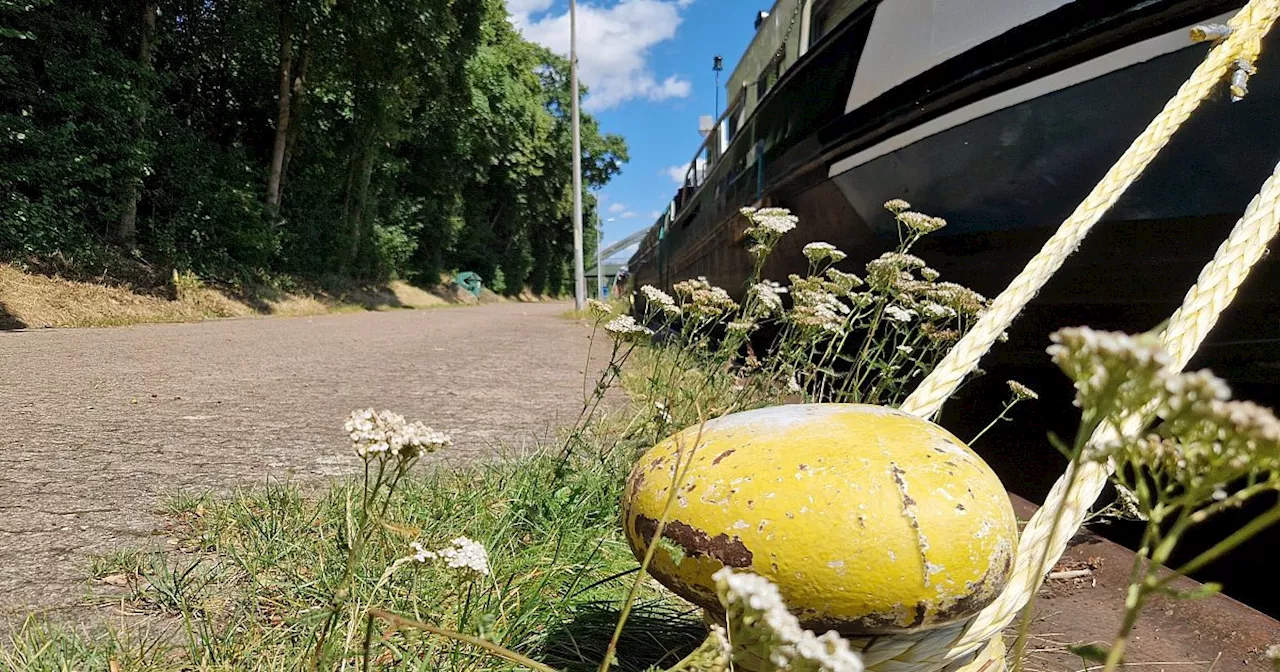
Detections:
[539, 602, 706, 672]
[0, 302, 27, 330]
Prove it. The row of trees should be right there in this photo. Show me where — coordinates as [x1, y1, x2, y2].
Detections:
[0, 0, 627, 293]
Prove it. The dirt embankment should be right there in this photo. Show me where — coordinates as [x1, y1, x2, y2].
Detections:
[0, 263, 553, 330]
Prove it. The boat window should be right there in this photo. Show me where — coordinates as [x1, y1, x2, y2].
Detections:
[754, 54, 782, 101]
[809, 0, 866, 48]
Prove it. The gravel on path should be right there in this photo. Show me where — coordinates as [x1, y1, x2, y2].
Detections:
[0, 302, 601, 621]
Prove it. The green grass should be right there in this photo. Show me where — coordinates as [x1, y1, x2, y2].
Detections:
[5, 450, 704, 671]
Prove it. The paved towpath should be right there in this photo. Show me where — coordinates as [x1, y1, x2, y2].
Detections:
[0, 302, 601, 621]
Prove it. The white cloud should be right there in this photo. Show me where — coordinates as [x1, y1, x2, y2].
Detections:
[509, 0, 694, 110]
[663, 157, 706, 186]
[508, 0, 555, 14]
[619, 210, 638, 219]
[607, 202, 627, 214]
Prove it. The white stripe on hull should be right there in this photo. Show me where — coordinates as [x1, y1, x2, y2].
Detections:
[829, 11, 1232, 180]
[846, 0, 1074, 114]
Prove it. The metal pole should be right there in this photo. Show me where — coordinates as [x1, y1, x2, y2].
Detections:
[596, 214, 604, 298]
[570, 0, 585, 310]
[713, 55, 723, 121]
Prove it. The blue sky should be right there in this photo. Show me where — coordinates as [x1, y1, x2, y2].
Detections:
[506, 0, 759, 256]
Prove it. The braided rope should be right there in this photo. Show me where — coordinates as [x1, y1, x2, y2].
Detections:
[898, 0, 1280, 420]
[845, 3, 1280, 670]
[852, 138, 1280, 672]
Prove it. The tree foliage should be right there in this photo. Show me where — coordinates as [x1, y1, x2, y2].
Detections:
[0, 0, 627, 292]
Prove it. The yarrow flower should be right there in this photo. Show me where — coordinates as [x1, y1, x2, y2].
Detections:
[1007, 380, 1039, 401]
[897, 211, 947, 234]
[746, 207, 799, 236]
[791, 288, 850, 333]
[925, 282, 987, 316]
[408, 537, 490, 578]
[1047, 328, 1171, 411]
[586, 298, 612, 317]
[673, 276, 711, 296]
[802, 242, 847, 264]
[865, 252, 926, 292]
[921, 301, 957, 321]
[713, 569, 864, 672]
[675, 278, 739, 318]
[345, 409, 451, 459]
[883, 198, 911, 214]
[884, 304, 915, 323]
[750, 280, 787, 316]
[604, 315, 654, 340]
[1050, 327, 1280, 525]
[640, 285, 680, 316]
[743, 207, 799, 259]
[824, 268, 863, 293]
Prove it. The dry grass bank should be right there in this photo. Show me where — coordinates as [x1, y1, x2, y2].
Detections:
[0, 264, 466, 329]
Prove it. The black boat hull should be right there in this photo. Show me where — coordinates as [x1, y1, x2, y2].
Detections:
[628, 2, 1280, 611]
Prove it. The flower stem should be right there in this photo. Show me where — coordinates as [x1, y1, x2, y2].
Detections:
[598, 418, 707, 672]
[970, 401, 1016, 445]
[1172, 503, 1280, 578]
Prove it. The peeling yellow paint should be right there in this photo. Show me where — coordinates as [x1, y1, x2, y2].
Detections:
[621, 403, 1018, 634]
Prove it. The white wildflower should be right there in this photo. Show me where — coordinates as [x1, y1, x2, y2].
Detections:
[884, 305, 915, 323]
[345, 409, 450, 459]
[750, 281, 787, 315]
[727, 319, 756, 334]
[824, 268, 863, 293]
[865, 252, 926, 291]
[897, 211, 947, 234]
[744, 207, 799, 242]
[926, 282, 987, 316]
[802, 242, 847, 264]
[640, 285, 679, 316]
[787, 374, 802, 394]
[883, 198, 911, 214]
[586, 298, 612, 316]
[1047, 327, 1171, 411]
[604, 315, 654, 340]
[921, 302, 956, 321]
[921, 267, 940, 282]
[791, 288, 849, 333]
[713, 569, 864, 672]
[1007, 380, 1038, 401]
[896, 345, 913, 355]
[654, 401, 672, 423]
[672, 276, 711, 296]
[411, 537, 490, 578]
[686, 284, 739, 319]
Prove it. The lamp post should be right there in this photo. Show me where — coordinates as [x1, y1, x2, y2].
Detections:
[571, 0, 585, 310]
[713, 55, 724, 120]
